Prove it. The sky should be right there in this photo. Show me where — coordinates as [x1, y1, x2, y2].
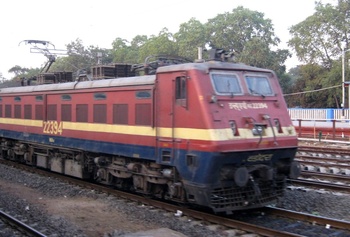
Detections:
[0, 0, 337, 79]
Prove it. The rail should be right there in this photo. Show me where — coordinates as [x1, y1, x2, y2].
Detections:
[0, 210, 47, 237]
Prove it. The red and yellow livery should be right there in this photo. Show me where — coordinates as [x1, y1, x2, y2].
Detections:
[0, 50, 299, 214]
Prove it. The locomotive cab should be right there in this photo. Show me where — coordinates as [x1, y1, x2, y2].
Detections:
[155, 54, 299, 213]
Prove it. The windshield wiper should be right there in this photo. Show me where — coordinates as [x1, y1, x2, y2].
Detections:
[249, 87, 265, 98]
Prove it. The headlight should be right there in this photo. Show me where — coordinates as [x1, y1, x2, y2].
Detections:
[252, 125, 264, 136]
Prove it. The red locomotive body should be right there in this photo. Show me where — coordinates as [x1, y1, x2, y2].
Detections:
[0, 51, 299, 214]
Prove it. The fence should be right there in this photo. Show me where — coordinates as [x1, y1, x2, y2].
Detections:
[288, 108, 350, 140]
[288, 108, 350, 121]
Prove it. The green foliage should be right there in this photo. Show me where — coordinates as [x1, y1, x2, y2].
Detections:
[239, 38, 291, 75]
[50, 38, 113, 75]
[206, 6, 280, 54]
[8, 65, 29, 76]
[111, 37, 130, 63]
[288, 1, 350, 67]
[286, 1, 349, 108]
[174, 18, 207, 60]
[205, 7, 289, 80]
[138, 28, 178, 62]
[286, 64, 341, 108]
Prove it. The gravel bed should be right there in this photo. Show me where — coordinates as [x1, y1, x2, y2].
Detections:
[277, 186, 350, 222]
[0, 163, 349, 236]
[0, 164, 224, 237]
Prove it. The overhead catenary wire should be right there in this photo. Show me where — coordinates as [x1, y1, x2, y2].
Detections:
[283, 84, 342, 96]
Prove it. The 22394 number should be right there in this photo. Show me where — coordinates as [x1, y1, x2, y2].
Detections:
[43, 121, 63, 135]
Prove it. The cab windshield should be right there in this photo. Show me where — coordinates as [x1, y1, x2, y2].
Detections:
[211, 73, 243, 95]
[245, 75, 273, 96]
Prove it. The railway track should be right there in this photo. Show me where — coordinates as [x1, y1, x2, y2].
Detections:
[298, 144, 350, 157]
[263, 206, 350, 230]
[300, 170, 350, 183]
[297, 145, 350, 172]
[297, 145, 350, 171]
[291, 143, 350, 193]
[0, 210, 47, 237]
[288, 176, 350, 192]
[1, 158, 350, 237]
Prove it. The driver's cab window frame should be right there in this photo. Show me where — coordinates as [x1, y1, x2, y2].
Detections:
[175, 76, 187, 108]
[245, 74, 274, 96]
[210, 71, 243, 96]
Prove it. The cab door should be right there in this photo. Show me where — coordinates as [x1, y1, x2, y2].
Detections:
[155, 71, 187, 164]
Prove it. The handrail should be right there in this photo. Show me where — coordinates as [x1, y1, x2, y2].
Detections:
[292, 118, 350, 141]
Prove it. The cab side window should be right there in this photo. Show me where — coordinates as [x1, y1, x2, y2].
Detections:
[175, 76, 187, 108]
[175, 76, 186, 100]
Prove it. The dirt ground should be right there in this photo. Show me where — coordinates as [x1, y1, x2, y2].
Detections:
[0, 179, 159, 236]
[0, 163, 225, 237]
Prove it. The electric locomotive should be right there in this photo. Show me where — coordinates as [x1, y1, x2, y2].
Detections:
[0, 49, 299, 214]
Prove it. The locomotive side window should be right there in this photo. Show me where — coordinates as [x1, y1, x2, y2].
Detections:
[245, 75, 273, 96]
[136, 91, 151, 99]
[175, 76, 187, 108]
[94, 93, 106, 100]
[24, 105, 32, 119]
[14, 105, 21, 118]
[76, 104, 88, 122]
[36, 95, 43, 101]
[113, 104, 128, 125]
[175, 77, 187, 99]
[61, 94, 72, 101]
[211, 72, 242, 95]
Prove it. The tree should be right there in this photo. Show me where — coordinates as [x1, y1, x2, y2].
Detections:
[205, 6, 289, 78]
[286, 64, 339, 108]
[8, 65, 29, 77]
[286, 1, 350, 108]
[206, 7, 280, 54]
[239, 37, 291, 75]
[174, 18, 207, 60]
[288, 1, 350, 68]
[111, 37, 131, 63]
[129, 35, 148, 63]
[50, 39, 113, 74]
[138, 28, 178, 61]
